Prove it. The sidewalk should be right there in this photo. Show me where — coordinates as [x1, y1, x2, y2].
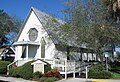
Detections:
[56, 78, 91, 82]
[0, 76, 36, 82]
[0, 76, 120, 82]
[56, 78, 120, 82]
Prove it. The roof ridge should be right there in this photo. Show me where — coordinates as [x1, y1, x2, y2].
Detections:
[31, 7, 64, 24]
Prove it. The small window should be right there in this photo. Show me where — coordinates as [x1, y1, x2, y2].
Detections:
[21, 46, 26, 58]
[29, 28, 38, 41]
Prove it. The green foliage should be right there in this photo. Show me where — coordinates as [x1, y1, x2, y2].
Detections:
[44, 64, 51, 73]
[0, 60, 10, 74]
[0, 10, 14, 38]
[0, 10, 22, 47]
[9, 68, 16, 77]
[45, 78, 54, 82]
[109, 61, 120, 76]
[88, 64, 113, 79]
[62, 0, 120, 63]
[9, 61, 34, 80]
[17, 61, 34, 79]
[33, 71, 43, 80]
[90, 64, 105, 72]
[9, 67, 21, 77]
[8, 60, 61, 81]
[89, 70, 112, 79]
[39, 77, 61, 82]
[9, 60, 52, 80]
[39, 77, 47, 82]
[111, 72, 120, 79]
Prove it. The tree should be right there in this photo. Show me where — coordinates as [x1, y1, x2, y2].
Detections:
[102, 0, 120, 23]
[61, 0, 120, 63]
[0, 10, 22, 47]
[7, 15, 23, 44]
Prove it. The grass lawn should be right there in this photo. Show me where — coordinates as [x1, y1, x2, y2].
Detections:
[110, 72, 120, 79]
[109, 64, 120, 79]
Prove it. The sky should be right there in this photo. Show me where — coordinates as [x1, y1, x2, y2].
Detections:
[0, 0, 120, 52]
[0, 0, 65, 20]
[116, 48, 120, 52]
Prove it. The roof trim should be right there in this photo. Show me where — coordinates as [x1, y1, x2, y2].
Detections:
[15, 7, 59, 45]
[13, 41, 40, 46]
[15, 7, 33, 41]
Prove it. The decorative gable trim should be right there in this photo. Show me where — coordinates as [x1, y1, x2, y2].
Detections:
[15, 8, 33, 42]
[15, 7, 57, 46]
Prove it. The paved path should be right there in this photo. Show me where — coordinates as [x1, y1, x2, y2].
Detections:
[57, 78, 120, 82]
[57, 78, 90, 82]
[0, 76, 36, 82]
[0, 76, 120, 82]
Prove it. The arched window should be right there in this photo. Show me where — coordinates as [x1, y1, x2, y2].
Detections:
[41, 37, 46, 58]
[21, 46, 26, 59]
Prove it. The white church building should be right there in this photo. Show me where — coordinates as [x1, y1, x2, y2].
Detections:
[8, 7, 98, 79]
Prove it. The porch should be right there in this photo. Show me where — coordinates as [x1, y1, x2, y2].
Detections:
[13, 41, 40, 60]
[53, 59, 97, 79]
[7, 57, 98, 79]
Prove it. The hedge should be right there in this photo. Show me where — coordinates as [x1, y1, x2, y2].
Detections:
[0, 60, 11, 74]
[9, 60, 52, 80]
[88, 64, 113, 79]
[9, 61, 34, 79]
[39, 77, 61, 82]
[32, 71, 43, 80]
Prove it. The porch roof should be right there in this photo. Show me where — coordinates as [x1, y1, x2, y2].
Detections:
[13, 41, 40, 46]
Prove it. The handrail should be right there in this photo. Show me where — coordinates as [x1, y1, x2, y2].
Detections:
[7, 60, 18, 75]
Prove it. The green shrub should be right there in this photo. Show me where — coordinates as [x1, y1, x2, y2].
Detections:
[44, 63, 51, 73]
[45, 77, 54, 82]
[9, 60, 51, 80]
[18, 61, 34, 79]
[9, 61, 34, 80]
[0, 61, 10, 74]
[39, 77, 61, 82]
[9, 67, 21, 77]
[88, 64, 113, 79]
[111, 72, 120, 79]
[50, 77, 62, 81]
[33, 71, 43, 80]
[9, 68, 17, 77]
[39, 77, 47, 82]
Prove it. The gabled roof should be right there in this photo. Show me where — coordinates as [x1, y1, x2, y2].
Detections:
[32, 7, 64, 44]
[0, 47, 15, 56]
[16, 7, 64, 45]
[31, 60, 47, 65]
[32, 8, 89, 48]
[15, 7, 87, 49]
